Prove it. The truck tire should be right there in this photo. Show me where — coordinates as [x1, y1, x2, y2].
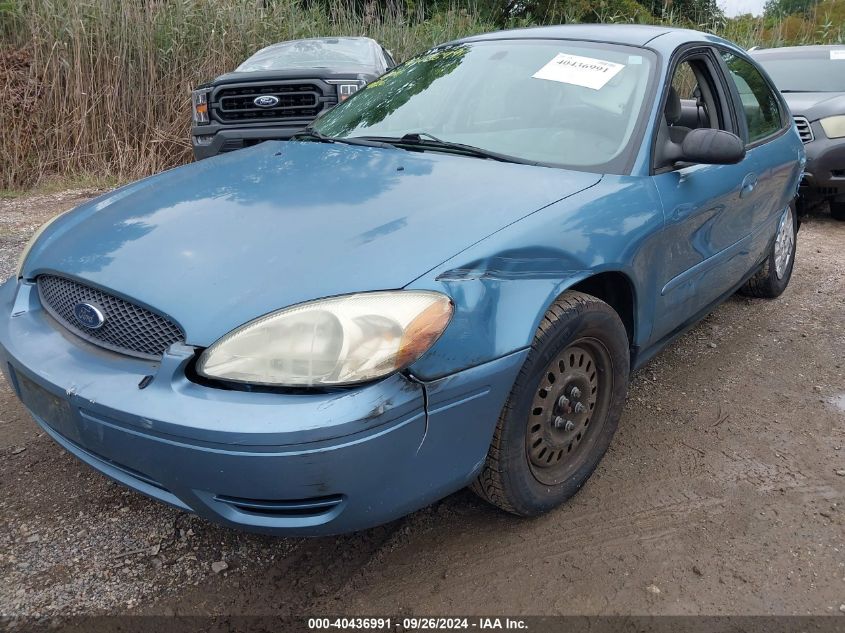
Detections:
[471, 291, 629, 516]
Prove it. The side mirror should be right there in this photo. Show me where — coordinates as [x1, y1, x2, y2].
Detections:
[672, 128, 746, 165]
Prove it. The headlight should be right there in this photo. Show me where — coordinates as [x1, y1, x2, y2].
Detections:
[327, 79, 365, 102]
[196, 291, 453, 387]
[192, 87, 212, 125]
[819, 115, 845, 139]
[16, 210, 71, 279]
[337, 83, 361, 101]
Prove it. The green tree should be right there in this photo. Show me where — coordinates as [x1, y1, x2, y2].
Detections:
[763, 0, 819, 18]
[641, 0, 725, 26]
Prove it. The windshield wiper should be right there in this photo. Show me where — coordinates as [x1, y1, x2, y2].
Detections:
[293, 129, 335, 143]
[401, 132, 446, 143]
[350, 132, 537, 165]
[293, 129, 392, 149]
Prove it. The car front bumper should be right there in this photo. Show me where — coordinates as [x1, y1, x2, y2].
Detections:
[0, 279, 526, 535]
[800, 126, 845, 201]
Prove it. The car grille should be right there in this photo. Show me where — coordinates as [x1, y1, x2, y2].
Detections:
[37, 275, 185, 360]
[214, 83, 324, 122]
[793, 116, 814, 143]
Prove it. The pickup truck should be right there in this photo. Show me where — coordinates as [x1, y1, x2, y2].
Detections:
[191, 36, 395, 160]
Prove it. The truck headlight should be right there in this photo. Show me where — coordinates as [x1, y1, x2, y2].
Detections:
[819, 115, 845, 139]
[328, 79, 366, 102]
[197, 291, 453, 387]
[338, 83, 360, 101]
[192, 87, 212, 125]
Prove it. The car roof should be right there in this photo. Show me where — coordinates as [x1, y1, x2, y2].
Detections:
[751, 44, 845, 57]
[456, 24, 720, 48]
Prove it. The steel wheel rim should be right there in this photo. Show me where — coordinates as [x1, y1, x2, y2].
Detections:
[774, 206, 794, 280]
[525, 337, 613, 486]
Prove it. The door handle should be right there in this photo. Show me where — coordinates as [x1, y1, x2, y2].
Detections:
[740, 173, 758, 198]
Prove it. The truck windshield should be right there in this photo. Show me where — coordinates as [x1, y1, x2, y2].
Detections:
[312, 40, 656, 172]
[237, 38, 375, 71]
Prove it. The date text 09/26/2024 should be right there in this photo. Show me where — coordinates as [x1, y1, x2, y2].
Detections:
[307, 617, 528, 630]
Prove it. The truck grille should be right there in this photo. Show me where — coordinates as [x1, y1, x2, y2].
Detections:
[37, 275, 185, 360]
[793, 116, 814, 144]
[215, 83, 323, 122]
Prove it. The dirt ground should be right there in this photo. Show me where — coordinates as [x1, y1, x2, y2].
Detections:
[0, 190, 843, 619]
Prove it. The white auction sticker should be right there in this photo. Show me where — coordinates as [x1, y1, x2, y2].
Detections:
[831, 50, 845, 60]
[532, 53, 625, 90]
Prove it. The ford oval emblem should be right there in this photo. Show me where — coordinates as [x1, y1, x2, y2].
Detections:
[73, 303, 106, 330]
[253, 95, 280, 108]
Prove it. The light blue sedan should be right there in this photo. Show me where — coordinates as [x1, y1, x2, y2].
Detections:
[0, 25, 803, 535]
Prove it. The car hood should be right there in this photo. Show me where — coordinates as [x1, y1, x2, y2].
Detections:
[26, 141, 601, 346]
[781, 92, 845, 121]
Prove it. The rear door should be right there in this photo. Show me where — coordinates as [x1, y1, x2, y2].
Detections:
[650, 47, 761, 342]
[716, 50, 803, 264]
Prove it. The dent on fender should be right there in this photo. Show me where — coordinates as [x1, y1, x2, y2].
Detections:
[435, 254, 586, 282]
[407, 176, 665, 381]
[412, 250, 589, 380]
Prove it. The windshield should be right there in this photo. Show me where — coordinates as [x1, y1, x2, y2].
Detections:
[237, 38, 375, 71]
[312, 40, 656, 172]
[755, 52, 845, 92]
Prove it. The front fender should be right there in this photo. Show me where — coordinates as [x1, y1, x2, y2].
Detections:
[405, 176, 665, 380]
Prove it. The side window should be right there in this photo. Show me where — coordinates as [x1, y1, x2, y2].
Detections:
[654, 54, 733, 171]
[720, 52, 783, 143]
[664, 58, 726, 136]
[671, 61, 698, 99]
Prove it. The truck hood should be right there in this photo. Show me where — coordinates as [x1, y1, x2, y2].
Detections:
[207, 67, 380, 86]
[781, 92, 845, 121]
[26, 142, 600, 346]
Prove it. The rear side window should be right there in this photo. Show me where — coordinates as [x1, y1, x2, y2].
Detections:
[720, 52, 783, 143]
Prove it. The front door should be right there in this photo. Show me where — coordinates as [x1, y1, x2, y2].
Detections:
[650, 50, 761, 342]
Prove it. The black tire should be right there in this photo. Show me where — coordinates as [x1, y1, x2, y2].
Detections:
[472, 291, 629, 516]
[831, 201, 845, 221]
[739, 203, 797, 299]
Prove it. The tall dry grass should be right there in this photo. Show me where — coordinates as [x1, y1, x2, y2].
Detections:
[1, 0, 842, 190]
[0, 0, 494, 189]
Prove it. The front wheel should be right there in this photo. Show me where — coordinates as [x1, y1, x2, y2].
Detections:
[472, 291, 629, 516]
[739, 203, 797, 299]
